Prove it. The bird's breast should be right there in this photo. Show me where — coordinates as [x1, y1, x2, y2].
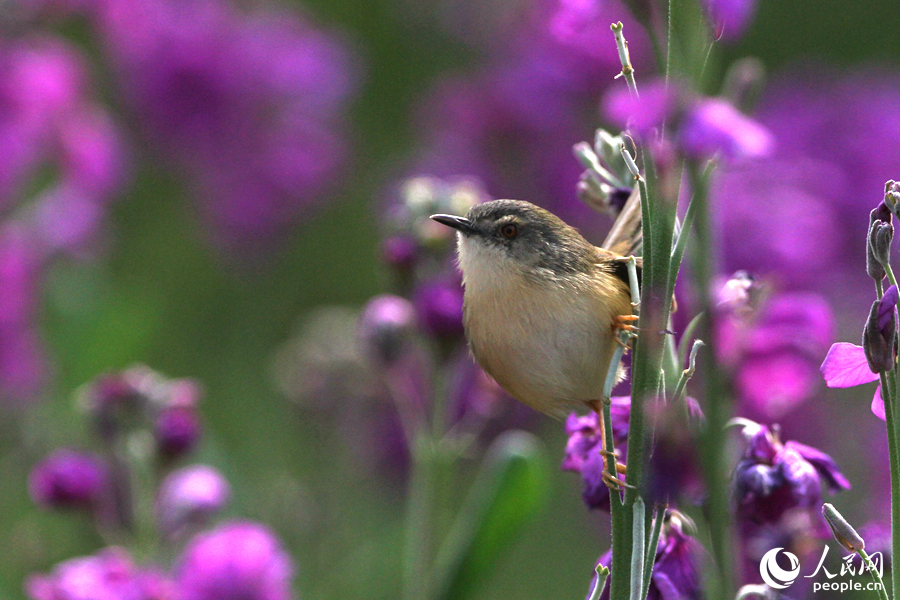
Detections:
[460, 262, 628, 418]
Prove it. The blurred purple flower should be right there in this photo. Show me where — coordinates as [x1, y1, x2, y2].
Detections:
[29, 449, 108, 510]
[0, 35, 128, 404]
[560, 399, 630, 511]
[714, 159, 848, 290]
[734, 421, 850, 535]
[821, 342, 884, 420]
[155, 406, 202, 457]
[176, 521, 293, 600]
[91, 0, 357, 253]
[26, 547, 171, 600]
[562, 398, 704, 510]
[357, 295, 417, 365]
[718, 291, 834, 419]
[602, 78, 680, 139]
[157, 465, 230, 538]
[589, 512, 704, 600]
[412, 278, 465, 338]
[680, 98, 773, 160]
[700, 0, 757, 41]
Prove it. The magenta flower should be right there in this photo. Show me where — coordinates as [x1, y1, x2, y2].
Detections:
[29, 449, 108, 510]
[718, 291, 834, 419]
[176, 521, 293, 600]
[821, 342, 885, 420]
[680, 98, 774, 160]
[601, 78, 680, 139]
[25, 547, 170, 600]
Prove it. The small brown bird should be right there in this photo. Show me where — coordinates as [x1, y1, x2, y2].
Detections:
[431, 194, 641, 486]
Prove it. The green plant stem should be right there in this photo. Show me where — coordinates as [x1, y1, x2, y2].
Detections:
[879, 369, 900, 600]
[858, 547, 891, 600]
[404, 436, 435, 600]
[641, 505, 666, 600]
[688, 162, 734, 597]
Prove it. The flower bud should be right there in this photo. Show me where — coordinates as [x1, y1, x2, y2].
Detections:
[155, 406, 202, 457]
[863, 289, 897, 373]
[822, 503, 865, 551]
[29, 449, 108, 510]
[176, 521, 292, 600]
[357, 294, 416, 364]
[867, 202, 893, 280]
[157, 465, 230, 538]
[885, 180, 900, 214]
[381, 235, 418, 270]
[412, 280, 464, 338]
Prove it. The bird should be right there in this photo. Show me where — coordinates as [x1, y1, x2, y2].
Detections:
[431, 193, 642, 489]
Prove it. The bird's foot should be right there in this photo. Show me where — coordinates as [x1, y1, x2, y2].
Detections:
[614, 314, 639, 348]
[599, 450, 633, 491]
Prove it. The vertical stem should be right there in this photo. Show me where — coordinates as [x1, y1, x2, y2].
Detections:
[689, 163, 735, 597]
[403, 437, 435, 600]
[879, 370, 900, 600]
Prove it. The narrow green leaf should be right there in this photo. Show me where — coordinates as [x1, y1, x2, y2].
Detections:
[433, 431, 550, 600]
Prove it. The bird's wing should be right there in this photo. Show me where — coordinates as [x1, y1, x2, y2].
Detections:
[595, 247, 642, 291]
[601, 186, 642, 257]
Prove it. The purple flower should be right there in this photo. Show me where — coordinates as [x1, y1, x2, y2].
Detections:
[733, 421, 850, 533]
[25, 547, 171, 600]
[381, 235, 419, 271]
[562, 398, 704, 510]
[412, 279, 465, 338]
[700, 0, 757, 41]
[155, 406, 202, 457]
[560, 399, 632, 511]
[821, 342, 885, 420]
[718, 291, 834, 419]
[601, 78, 680, 139]
[357, 295, 417, 365]
[680, 98, 774, 160]
[91, 0, 357, 253]
[157, 465, 230, 538]
[176, 521, 293, 600]
[29, 449, 108, 510]
[714, 159, 848, 289]
[588, 512, 703, 600]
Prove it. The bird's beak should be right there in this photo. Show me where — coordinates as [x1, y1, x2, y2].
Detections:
[430, 214, 477, 236]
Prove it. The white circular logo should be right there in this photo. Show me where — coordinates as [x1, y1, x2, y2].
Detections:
[759, 548, 800, 589]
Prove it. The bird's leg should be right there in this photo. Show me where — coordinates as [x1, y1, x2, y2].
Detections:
[585, 399, 630, 491]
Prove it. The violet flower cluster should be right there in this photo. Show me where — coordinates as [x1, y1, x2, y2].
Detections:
[23, 0, 358, 253]
[26, 366, 294, 600]
[0, 35, 128, 404]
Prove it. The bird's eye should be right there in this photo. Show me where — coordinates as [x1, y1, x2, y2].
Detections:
[500, 224, 518, 239]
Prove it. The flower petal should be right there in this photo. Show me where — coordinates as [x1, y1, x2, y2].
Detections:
[872, 384, 886, 421]
[820, 343, 879, 387]
[786, 441, 851, 492]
